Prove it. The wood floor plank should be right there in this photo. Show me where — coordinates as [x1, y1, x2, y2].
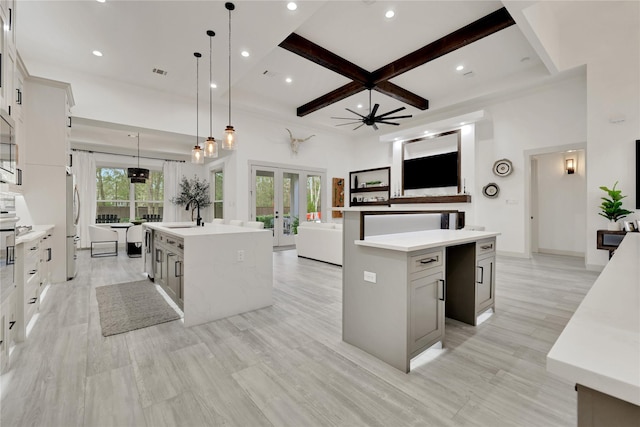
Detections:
[0, 248, 599, 426]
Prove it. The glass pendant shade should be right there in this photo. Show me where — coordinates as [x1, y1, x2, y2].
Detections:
[223, 125, 236, 150]
[191, 144, 204, 164]
[204, 137, 218, 158]
[131, 177, 147, 184]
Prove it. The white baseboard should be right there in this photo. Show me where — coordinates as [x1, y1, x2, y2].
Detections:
[537, 248, 585, 258]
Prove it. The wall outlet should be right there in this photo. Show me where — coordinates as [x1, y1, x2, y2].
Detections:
[364, 271, 376, 283]
[237, 250, 245, 262]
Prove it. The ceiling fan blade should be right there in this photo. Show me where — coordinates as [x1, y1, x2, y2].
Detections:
[335, 121, 364, 126]
[372, 123, 379, 131]
[376, 107, 406, 118]
[377, 114, 413, 120]
[353, 123, 365, 130]
[370, 103, 380, 118]
[345, 108, 366, 118]
[331, 116, 360, 120]
[376, 121, 401, 126]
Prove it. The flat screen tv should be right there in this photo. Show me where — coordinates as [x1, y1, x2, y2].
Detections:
[403, 151, 458, 190]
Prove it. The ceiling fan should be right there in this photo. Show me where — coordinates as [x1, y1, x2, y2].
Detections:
[332, 90, 412, 131]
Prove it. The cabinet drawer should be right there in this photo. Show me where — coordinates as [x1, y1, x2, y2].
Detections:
[476, 238, 496, 256]
[410, 250, 443, 274]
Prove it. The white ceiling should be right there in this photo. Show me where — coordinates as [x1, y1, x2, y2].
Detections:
[17, 0, 551, 157]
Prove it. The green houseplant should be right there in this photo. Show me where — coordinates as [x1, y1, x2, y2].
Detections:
[171, 175, 212, 220]
[598, 181, 633, 230]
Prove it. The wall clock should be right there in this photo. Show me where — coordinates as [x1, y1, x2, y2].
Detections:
[482, 183, 500, 198]
[493, 159, 513, 177]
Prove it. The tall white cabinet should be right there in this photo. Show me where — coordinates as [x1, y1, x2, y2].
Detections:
[24, 77, 74, 283]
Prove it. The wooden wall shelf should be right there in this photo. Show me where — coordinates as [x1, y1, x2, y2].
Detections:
[390, 195, 472, 204]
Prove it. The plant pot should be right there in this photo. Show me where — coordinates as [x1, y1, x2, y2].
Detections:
[607, 221, 620, 231]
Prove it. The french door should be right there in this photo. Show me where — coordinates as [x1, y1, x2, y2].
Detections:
[251, 165, 325, 247]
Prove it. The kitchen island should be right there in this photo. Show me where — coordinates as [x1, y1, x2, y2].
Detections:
[547, 233, 639, 425]
[143, 222, 272, 327]
[342, 208, 499, 372]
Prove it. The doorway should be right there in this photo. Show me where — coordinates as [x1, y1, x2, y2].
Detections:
[250, 165, 326, 247]
[528, 146, 586, 258]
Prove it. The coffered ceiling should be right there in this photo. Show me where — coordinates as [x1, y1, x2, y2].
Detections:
[17, 0, 551, 156]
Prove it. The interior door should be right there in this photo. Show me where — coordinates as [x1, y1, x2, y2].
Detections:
[251, 167, 301, 247]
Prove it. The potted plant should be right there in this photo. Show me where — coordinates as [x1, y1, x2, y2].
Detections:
[171, 175, 212, 221]
[598, 181, 633, 230]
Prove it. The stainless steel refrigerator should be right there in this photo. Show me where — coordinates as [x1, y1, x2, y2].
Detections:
[66, 173, 79, 280]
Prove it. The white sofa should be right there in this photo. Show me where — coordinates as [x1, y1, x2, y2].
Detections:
[295, 222, 343, 266]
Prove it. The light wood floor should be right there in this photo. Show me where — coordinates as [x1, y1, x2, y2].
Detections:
[0, 248, 599, 426]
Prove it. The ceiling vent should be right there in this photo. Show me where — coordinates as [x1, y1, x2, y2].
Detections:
[152, 68, 168, 76]
[463, 70, 475, 78]
[262, 70, 278, 78]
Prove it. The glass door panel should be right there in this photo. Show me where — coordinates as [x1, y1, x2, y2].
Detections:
[306, 174, 322, 222]
[280, 171, 299, 246]
[254, 168, 276, 245]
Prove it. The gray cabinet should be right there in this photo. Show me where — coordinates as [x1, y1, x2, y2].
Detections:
[476, 253, 495, 315]
[152, 231, 184, 309]
[409, 269, 445, 356]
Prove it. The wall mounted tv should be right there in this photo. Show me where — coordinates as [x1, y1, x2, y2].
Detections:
[403, 151, 459, 190]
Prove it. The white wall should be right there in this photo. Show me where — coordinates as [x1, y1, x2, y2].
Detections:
[535, 150, 586, 256]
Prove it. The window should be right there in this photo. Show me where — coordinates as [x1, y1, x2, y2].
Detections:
[306, 174, 322, 221]
[211, 169, 223, 219]
[134, 170, 164, 222]
[96, 167, 164, 223]
[96, 167, 130, 223]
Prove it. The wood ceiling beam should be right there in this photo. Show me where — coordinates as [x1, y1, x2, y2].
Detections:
[279, 33, 371, 85]
[371, 7, 515, 83]
[373, 81, 429, 111]
[283, 7, 514, 117]
[296, 81, 365, 117]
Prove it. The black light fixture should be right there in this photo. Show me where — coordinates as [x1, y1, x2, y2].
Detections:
[191, 52, 204, 164]
[204, 30, 218, 158]
[222, 2, 236, 150]
[127, 133, 149, 183]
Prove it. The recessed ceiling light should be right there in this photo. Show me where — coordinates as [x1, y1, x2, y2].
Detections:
[460, 122, 466, 125]
[241, 50, 250, 58]
[357, 104, 363, 109]
[92, 50, 103, 57]
[287, 2, 297, 11]
[385, 10, 395, 19]
[96, 0, 106, 3]
[285, 77, 292, 84]
[210, 83, 217, 89]
[456, 65, 464, 71]
[424, 130, 430, 134]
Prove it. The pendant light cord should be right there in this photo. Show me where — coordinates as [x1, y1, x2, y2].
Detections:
[194, 52, 201, 145]
[137, 133, 140, 168]
[209, 33, 213, 136]
[228, 5, 232, 126]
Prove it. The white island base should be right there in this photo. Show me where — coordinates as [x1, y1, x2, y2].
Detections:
[144, 222, 273, 327]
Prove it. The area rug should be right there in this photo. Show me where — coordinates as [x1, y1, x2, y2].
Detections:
[95, 280, 181, 337]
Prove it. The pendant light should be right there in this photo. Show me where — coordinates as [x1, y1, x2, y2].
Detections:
[128, 132, 149, 183]
[222, 2, 236, 150]
[204, 30, 218, 158]
[191, 52, 204, 164]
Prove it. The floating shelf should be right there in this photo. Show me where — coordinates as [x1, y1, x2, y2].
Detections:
[350, 186, 390, 193]
[390, 195, 472, 204]
[350, 200, 390, 206]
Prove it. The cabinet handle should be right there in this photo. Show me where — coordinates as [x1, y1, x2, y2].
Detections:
[439, 279, 446, 301]
[166, 239, 175, 244]
[175, 261, 182, 278]
[9, 321, 16, 330]
[480, 244, 493, 250]
[47, 248, 52, 262]
[420, 257, 438, 264]
[155, 249, 163, 263]
[477, 266, 484, 284]
[67, 116, 72, 128]
[30, 246, 38, 251]
[29, 269, 37, 275]
[16, 88, 22, 105]
[28, 298, 37, 304]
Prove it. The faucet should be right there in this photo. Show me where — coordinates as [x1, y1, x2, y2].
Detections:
[185, 198, 203, 226]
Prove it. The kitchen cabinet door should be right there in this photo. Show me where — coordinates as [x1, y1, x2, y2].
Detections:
[409, 270, 445, 355]
[476, 254, 495, 314]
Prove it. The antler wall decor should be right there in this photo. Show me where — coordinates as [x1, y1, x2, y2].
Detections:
[286, 128, 315, 154]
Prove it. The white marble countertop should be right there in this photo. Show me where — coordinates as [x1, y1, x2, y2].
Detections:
[354, 229, 499, 252]
[143, 222, 268, 238]
[16, 224, 54, 244]
[547, 233, 640, 406]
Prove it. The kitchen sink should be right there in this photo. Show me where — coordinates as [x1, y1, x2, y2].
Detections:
[164, 224, 198, 229]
